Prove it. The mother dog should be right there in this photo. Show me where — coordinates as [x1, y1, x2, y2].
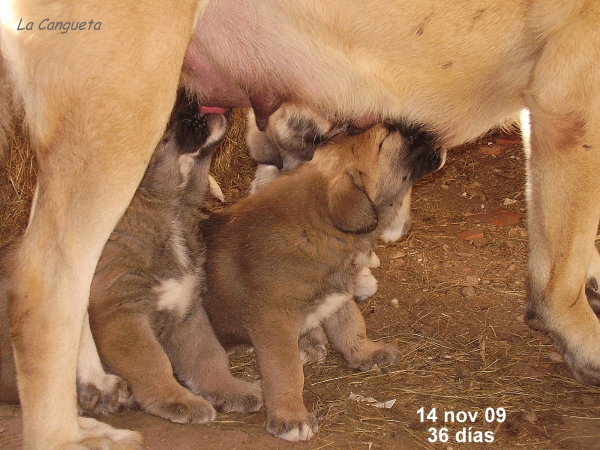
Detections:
[1, 0, 599, 448]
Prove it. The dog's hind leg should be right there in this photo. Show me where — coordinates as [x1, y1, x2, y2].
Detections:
[524, 8, 600, 384]
[164, 304, 263, 414]
[2, 1, 201, 447]
[584, 246, 600, 316]
[322, 301, 399, 371]
[525, 109, 600, 384]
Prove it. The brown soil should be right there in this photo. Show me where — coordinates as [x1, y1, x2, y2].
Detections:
[2, 121, 600, 449]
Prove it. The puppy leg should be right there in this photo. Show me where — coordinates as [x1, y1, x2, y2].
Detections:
[298, 326, 328, 365]
[251, 318, 318, 442]
[164, 305, 263, 414]
[249, 164, 281, 194]
[93, 314, 216, 424]
[323, 301, 399, 371]
[380, 189, 412, 243]
[77, 312, 136, 416]
[354, 266, 378, 302]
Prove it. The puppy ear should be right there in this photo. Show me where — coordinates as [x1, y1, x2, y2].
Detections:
[328, 173, 378, 234]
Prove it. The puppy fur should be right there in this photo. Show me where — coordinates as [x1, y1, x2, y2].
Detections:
[85, 90, 262, 424]
[246, 105, 414, 243]
[201, 122, 445, 441]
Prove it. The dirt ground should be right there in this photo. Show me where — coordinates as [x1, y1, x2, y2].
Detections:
[2, 126, 600, 449]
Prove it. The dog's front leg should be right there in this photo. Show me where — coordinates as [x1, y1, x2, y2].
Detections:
[7, 179, 146, 449]
[2, 1, 201, 446]
[164, 304, 263, 414]
[250, 317, 318, 442]
[92, 313, 217, 424]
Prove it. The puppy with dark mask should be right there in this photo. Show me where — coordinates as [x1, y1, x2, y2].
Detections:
[86, 90, 262, 424]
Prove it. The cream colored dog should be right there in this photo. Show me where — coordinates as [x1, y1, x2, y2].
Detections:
[1, 0, 599, 448]
[202, 122, 445, 441]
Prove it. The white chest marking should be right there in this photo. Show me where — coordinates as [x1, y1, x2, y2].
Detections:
[301, 292, 352, 334]
[169, 220, 190, 270]
[154, 273, 198, 316]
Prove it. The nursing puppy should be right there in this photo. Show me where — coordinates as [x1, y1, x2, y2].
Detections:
[247, 106, 413, 243]
[86, 90, 262, 424]
[201, 122, 445, 441]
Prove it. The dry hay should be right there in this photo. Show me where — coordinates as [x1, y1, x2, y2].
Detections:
[209, 108, 256, 204]
[0, 116, 35, 245]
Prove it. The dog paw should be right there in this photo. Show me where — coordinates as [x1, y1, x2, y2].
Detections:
[368, 251, 381, 268]
[146, 394, 217, 424]
[75, 417, 143, 449]
[299, 327, 328, 365]
[552, 333, 600, 386]
[78, 374, 137, 417]
[266, 411, 318, 442]
[348, 341, 400, 371]
[206, 379, 263, 413]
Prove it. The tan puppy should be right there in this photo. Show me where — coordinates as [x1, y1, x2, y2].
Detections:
[1, 1, 599, 448]
[201, 122, 445, 441]
[246, 106, 413, 244]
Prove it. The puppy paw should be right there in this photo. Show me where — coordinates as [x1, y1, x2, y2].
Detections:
[348, 341, 400, 371]
[368, 251, 381, 268]
[299, 327, 329, 365]
[78, 374, 137, 417]
[146, 394, 217, 424]
[207, 379, 263, 413]
[266, 411, 318, 442]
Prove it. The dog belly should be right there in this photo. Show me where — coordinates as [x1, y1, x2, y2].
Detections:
[189, 0, 538, 144]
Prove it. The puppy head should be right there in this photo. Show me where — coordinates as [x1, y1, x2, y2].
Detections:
[317, 122, 445, 233]
[246, 104, 343, 171]
[141, 89, 227, 199]
[168, 89, 228, 182]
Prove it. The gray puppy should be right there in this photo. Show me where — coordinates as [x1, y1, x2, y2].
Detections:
[86, 90, 262, 424]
